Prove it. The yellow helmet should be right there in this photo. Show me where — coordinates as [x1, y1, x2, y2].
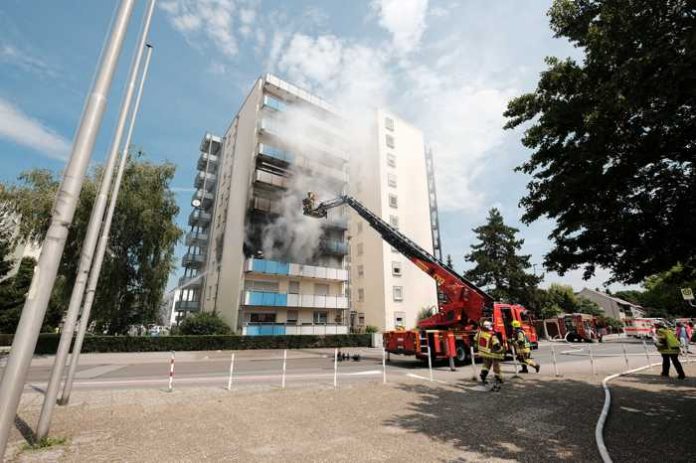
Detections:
[511, 320, 522, 328]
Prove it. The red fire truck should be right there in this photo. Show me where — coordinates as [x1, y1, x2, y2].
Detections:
[303, 193, 537, 370]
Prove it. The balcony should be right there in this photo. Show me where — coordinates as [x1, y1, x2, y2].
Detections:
[192, 189, 214, 208]
[250, 196, 283, 215]
[178, 274, 203, 289]
[197, 152, 219, 170]
[254, 169, 290, 189]
[258, 143, 293, 164]
[262, 94, 287, 112]
[174, 300, 201, 311]
[244, 258, 348, 281]
[241, 291, 348, 309]
[258, 143, 346, 183]
[182, 252, 206, 268]
[185, 231, 209, 247]
[242, 323, 348, 336]
[194, 171, 217, 190]
[199, 133, 222, 155]
[319, 239, 348, 256]
[188, 210, 212, 226]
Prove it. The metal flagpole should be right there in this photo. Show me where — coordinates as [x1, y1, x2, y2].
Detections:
[36, 0, 156, 439]
[0, 0, 135, 455]
[60, 43, 154, 404]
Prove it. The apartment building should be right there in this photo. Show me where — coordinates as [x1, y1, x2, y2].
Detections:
[176, 74, 439, 335]
[177, 74, 350, 334]
[349, 109, 439, 331]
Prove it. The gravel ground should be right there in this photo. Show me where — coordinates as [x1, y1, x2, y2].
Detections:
[5, 364, 695, 462]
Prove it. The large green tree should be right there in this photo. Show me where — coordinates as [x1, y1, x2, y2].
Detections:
[1, 154, 182, 334]
[504, 0, 696, 284]
[464, 208, 542, 310]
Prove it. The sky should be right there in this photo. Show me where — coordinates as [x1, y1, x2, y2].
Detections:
[0, 0, 637, 293]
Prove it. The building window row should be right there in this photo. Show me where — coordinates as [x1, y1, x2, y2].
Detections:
[388, 193, 398, 209]
[385, 116, 395, 132]
[385, 134, 395, 149]
[393, 286, 403, 301]
[387, 173, 397, 188]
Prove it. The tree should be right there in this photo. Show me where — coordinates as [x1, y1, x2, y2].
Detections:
[545, 283, 577, 313]
[1, 154, 183, 334]
[0, 195, 16, 279]
[504, 0, 696, 284]
[464, 208, 542, 309]
[178, 312, 231, 335]
[417, 306, 437, 322]
[575, 297, 603, 316]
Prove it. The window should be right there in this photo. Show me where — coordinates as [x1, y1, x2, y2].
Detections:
[385, 116, 395, 131]
[289, 281, 300, 294]
[388, 194, 398, 208]
[206, 285, 212, 300]
[249, 313, 276, 323]
[393, 286, 403, 301]
[387, 153, 396, 167]
[313, 311, 328, 324]
[387, 173, 397, 188]
[358, 313, 365, 326]
[245, 280, 279, 292]
[357, 222, 363, 234]
[392, 261, 402, 276]
[357, 243, 364, 255]
[394, 311, 406, 327]
[287, 310, 298, 324]
[358, 288, 365, 302]
[357, 265, 364, 277]
[389, 215, 399, 229]
[385, 134, 395, 149]
[314, 283, 330, 296]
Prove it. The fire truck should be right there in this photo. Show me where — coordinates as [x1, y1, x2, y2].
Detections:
[303, 193, 537, 370]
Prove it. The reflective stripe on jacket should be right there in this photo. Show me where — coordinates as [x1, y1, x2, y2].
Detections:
[475, 330, 504, 360]
[655, 328, 681, 354]
[513, 328, 531, 353]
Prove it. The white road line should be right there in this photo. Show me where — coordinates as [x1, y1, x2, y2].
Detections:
[74, 364, 129, 379]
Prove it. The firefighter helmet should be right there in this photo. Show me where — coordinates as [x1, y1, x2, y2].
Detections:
[482, 320, 493, 330]
[511, 320, 522, 328]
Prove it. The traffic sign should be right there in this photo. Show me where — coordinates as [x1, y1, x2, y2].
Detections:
[681, 288, 694, 301]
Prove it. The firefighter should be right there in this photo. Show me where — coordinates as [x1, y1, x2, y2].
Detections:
[654, 321, 686, 379]
[511, 320, 540, 373]
[474, 320, 505, 389]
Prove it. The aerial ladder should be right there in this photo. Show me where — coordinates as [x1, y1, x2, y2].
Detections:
[303, 193, 538, 370]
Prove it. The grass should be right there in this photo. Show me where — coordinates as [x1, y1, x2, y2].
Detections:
[21, 436, 67, 451]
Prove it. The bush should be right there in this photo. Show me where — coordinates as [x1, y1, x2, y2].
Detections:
[0, 333, 373, 354]
[178, 312, 231, 335]
[365, 325, 379, 334]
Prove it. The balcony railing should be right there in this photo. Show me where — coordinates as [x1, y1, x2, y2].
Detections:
[199, 132, 222, 155]
[242, 323, 348, 336]
[258, 143, 347, 183]
[262, 95, 287, 112]
[178, 274, 203, 289]
[319, 239, 348, 255]
[185, 231, 209, 247]
[188, 210, 212, 226]
[192, 189, 214, 208]
[194, 171, 217, 190]
[242, 291, 348, 309]
[182, 252, 206, 268]
[174, 300, 201, 311]
[244, 258, 348, 281]
[254, 169, 290, 189]
[197, 152, 219, 170]
[250, 196, 283, 214]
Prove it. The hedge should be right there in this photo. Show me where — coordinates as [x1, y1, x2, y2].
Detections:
[0, 333, 372, 355]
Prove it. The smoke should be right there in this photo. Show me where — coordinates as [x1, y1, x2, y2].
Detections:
[255, 103, 348, 267]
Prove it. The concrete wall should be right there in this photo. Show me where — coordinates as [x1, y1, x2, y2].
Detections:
[349, 109, 438, 331]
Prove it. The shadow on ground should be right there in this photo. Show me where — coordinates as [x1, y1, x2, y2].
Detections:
[384, 371, 696, 463]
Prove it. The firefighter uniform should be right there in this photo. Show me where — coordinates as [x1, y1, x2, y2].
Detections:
[474, 323, 504, 385]
[511, 321, 540, 374]
[655, 325, 686, 379]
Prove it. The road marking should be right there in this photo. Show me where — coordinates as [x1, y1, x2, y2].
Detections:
[406, 373, 449, 384]
[74, 364, 128, 379]
[344, 370, 381, 376]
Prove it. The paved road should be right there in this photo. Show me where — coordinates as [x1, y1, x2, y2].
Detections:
[3, 338, 685, 392]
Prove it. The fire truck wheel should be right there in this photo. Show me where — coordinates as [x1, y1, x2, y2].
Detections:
[454, 343, 468, 365]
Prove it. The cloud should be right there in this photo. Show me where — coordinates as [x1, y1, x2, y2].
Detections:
[0, 97, 70, 160]
[371, 0, 429, 54]
[0, 43, 57, 78]
[159, 0, 239, 57]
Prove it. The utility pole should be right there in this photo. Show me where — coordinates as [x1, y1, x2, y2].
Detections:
[60, 43, 154, 404]
[0, 0, 135, 456]
[36, 0, 156, 440]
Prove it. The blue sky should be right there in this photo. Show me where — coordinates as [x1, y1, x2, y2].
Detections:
[0, 0, 635, 292]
